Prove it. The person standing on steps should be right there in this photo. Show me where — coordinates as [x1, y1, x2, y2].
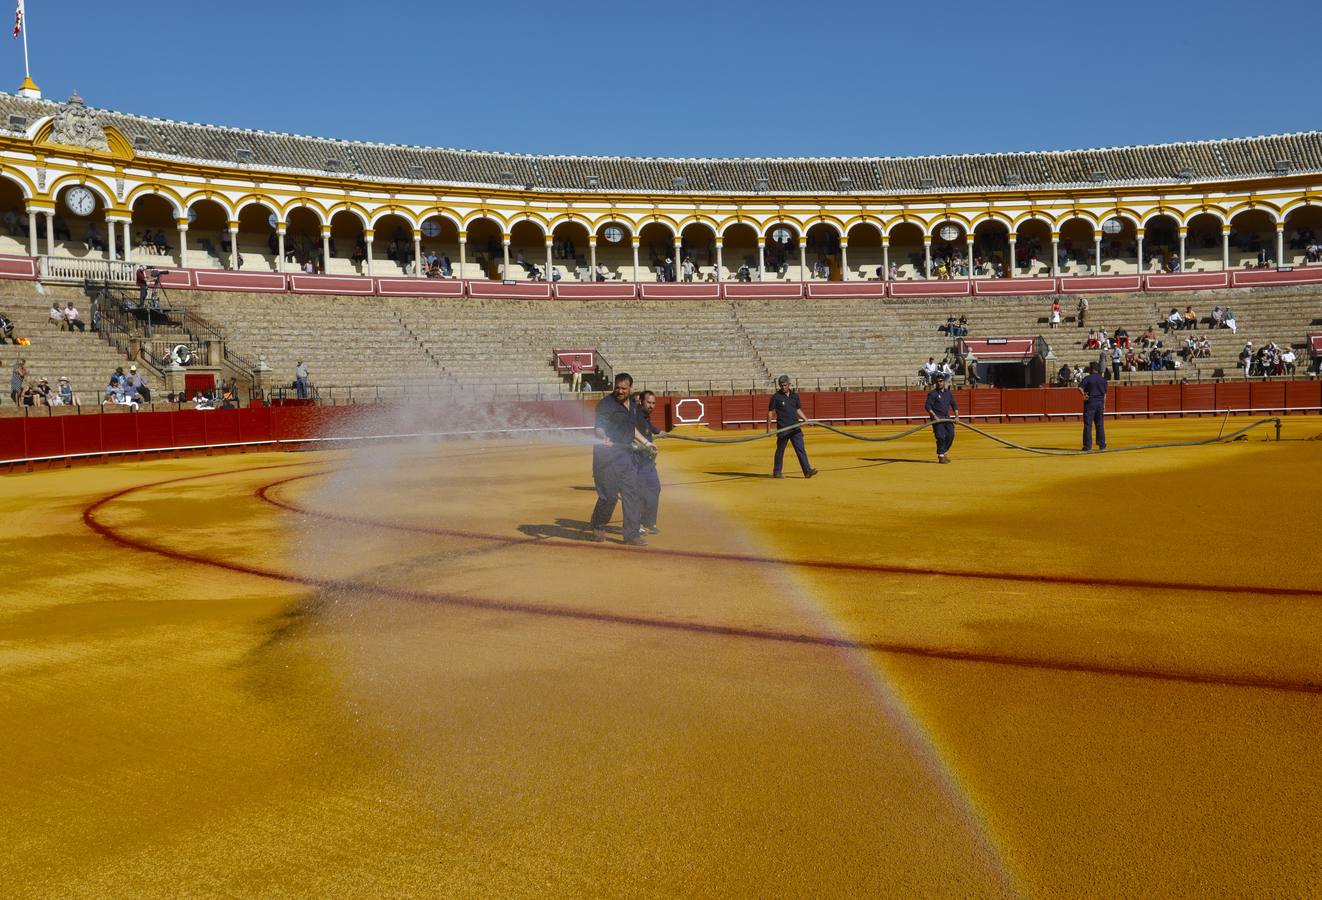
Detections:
[924, 372, 959, 464]
[768, 374, 817, 479]
[1079, 361, 1108, 451]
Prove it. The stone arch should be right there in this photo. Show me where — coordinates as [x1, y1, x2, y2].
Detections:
[887, 221, 925, 279]
[328, 208, 369, 274]
[844, 220, 884, 280]
[0, 174, 31, 255]
[326, 202, 369, 229]
[1013, 218, 1053, 275]
[369, 205, 419, 230]
[1056, 216, 1098, 274]
[1282, 201, 1322, 267]
[46, 174, 115, 210]
[721, 221, 759, 280]
[280, 198, 327, 226]
[0, 167, 35, 201]
[1228, 207, 1278, 268]
[507, 219, 548, 280]
[465, 216, 505, 279]
[1182, 205, 1227, 227]
[1140, 211, 1181, 273]
[1226, 201, 1279, 223]
[186, 197, 232, 267]
[185, 191, 236, 221]
[125, 183, 184, 217]
[932, 211, 974, 236]
[550, 217, 590, 279]
[804, 221, 842, 279]
[127, 193, 179, 265]
[717, 216, 756, 239]
[679, 220, 717, 280]
[284, 206, 325, 270]
[1185, 211, 1225, 271]
[418, 207, 462, 233]
[47, 178, 113, 261]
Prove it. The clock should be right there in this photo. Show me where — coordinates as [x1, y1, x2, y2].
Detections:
[602, 225, 625, 243]
[938, 224, 960, 242]
[421, 219, 441, 238]
[186, 207, 198, 225]
[771, 226, 793, 245]
[65, 186, 96, 216]
[1101, 217, 1124, 235]
[268, 212, 278, 230]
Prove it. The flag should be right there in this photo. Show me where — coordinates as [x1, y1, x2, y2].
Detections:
[12, 0, 21, 39]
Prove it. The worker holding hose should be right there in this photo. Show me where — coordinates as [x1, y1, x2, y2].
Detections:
[924, 372, 959, 464]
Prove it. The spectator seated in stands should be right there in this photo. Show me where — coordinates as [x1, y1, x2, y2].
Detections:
[20, 381, 39, 406]
[596, 263, 612, 282]
[1211, 305, 1225, 329]
[192, 392, 214, 410]
[1166, 308, 1183, 332]
[32, 377, 53, 405]
[1282, 347, 1297, 374]
[138, 230, 156, 254]
[812, 258, 829, 280]
[1182, 306, 1198, 330]
[1256, 247, 1271, 269]
[1056, 363, 1073, 386]
[64, 302, 85, 333]
[48, 302, 65, 329]
[1085, 329, 1100, 349]
[1114, 326, 1130, 348]
[84, 222, 105, 251]
[1124, 348, 1142, 372]
[1195, 336, 1212, 359]
[1307, 241, 1321, 264]
[2, 208, 18, 235]
[736, 262, 752, 283]
[1138, 325, 1160, 348]
[1223, 307, 1238, 334]
[920, 357, 937, 388]
[1167, 253, 1181, 273]
[0, 312, 15, 343]
[51, 375, 80, 408]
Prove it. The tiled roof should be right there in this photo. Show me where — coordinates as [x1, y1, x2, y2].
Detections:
[1, 93, 1318, 194]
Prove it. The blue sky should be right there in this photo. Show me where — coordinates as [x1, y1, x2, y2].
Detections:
[13, 0, 1320, 158]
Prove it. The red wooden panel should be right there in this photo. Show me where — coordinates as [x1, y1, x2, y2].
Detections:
[237, 406, 274, 443]
[0, 417, 27, 460]
[973, 277, 1056, 296]
[172, 410, 207, 446]
[1231, 268, 1322, 288]
[0, 254, 38, 279]
[950, 388, 971, 415]
[1044, 388, 1081, 417]
[905, 390, 930, 420]
[639, 283, 721, 300]
[889, 280, 971, 298]
[1284, 380, 1322, 412]
[288, 274, 374, 295]
[192, 270, 287, 292]
[154, 269, 192, 289]
[1148, 384, 1182, 416]
[375, 277, 463, 297]
[721, 394, 755, 425]
[877, 390, 908, 420]
[135, 411, 175, 448]
[843, 392, 876, 422]
[1215, 382, 1251, 412]
[1144, 272, 1230, 291]
[721, 282, 803, 299]
[1002, 388, 1046, 419]
[970, 390, 1002, 418]
[99, 413, 138, 451]
[797, 392, 816, 420]
[813, 391, 846, 421]
[23, 417, 64, 458]
[61, 415, 103, 455]
[702, 395, 723, 428]
[1113, 385, 1148, 414]
[804, 283, 884, 299]
[553, 283, 637, 300]
[272, 406, 322, 441]
[1249, 381, 1286, 413]
[1180, 384, 1217, 414]
[204, 409, 242, 444]
[1058, 274, 1142, 293]
[466, 281, 553, 299]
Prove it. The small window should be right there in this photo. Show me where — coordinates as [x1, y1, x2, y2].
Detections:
[770, 227, 793, 245]
[602, 225, 625, 243]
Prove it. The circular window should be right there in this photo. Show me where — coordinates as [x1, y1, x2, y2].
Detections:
[421, 219, 442, 238]
[938, 224, 960, 242]
[1101, 217, 1124, 235]
[602, 225, 625, 243]
[771, 227, 793, 245]
[186, 207, 198, 225]
[268, 212, 278, 230]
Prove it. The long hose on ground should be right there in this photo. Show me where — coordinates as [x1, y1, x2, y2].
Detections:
[659, 416, 1282, 457]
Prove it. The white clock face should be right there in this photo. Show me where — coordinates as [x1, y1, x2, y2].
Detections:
[421, 219, 441, 238]
[65, 186, 96, 216]
[938, 225, 960, 242]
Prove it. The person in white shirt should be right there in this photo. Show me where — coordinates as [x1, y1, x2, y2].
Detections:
[64, 302, 85, 332]
[49, 303, 64, 328]
[1282, 348, 1296, 374]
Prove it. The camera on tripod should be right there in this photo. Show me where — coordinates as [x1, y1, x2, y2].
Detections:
[148, 268, 169, 281]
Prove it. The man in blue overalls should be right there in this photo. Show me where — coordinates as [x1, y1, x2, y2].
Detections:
[768, 375, 817, 479]
[924, 372, 959, 463]
[1079, 361, 1108, 451]
[591, 372, 650, 545]
[634, 389, 662, 534]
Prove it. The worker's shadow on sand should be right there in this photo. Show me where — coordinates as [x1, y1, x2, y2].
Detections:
[518, 519, 608, 542]
[858, 457, 937, 464]
[703, 471, 777, 479]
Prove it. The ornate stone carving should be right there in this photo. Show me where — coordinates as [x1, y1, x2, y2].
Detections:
[47, 92, 109, 152]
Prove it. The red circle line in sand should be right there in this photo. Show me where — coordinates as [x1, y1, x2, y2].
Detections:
[256, 470, 1322, 601]
[79, 466, 1322, 697]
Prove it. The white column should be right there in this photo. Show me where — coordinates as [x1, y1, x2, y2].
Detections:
[1221, 227, 1230, 271]
[1051, 236, 1059, 277]
[26, 207, 37, 256]
[882, 241, 890, 280]
[1093, 235, 1101, 274]
[413, 232, 423, 278]
[228, 222, 239, 269]
[107, 218, 117, 261]
[923, 239, 931, 278]
[544, 240, 552, 283]
[121, 221, 131, 264]
[839, 241, 849, 280]
[320, 228, 331, 274]
[502, 236, 511, 278]
[756, 239, 766, 280]
[459, 234, 467, 277]
[631, 240, 640, 282]
[1007, 236, 1016, 278]
[178, 220, 189, 269]
[588, 237, 596, 279]
[277, 229, 286, 274]
[1276, 224, 1284, 267]
[364, 234, 374, 277]
[798, 242, 807, 281]
[43, 212, 54, 257]
[1178, 229, 1187, 271]
[1136, 232, 1144, 274]
[673, 238, 681, 282]
[964, 239, 973, 278]
[715, 240, 723, 281]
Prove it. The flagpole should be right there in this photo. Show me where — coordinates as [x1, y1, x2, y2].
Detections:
[19, 1, 29, 79]
[16, 0, 37, 97]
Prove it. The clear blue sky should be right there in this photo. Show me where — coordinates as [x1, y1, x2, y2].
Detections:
[13, 0, 1321, 159]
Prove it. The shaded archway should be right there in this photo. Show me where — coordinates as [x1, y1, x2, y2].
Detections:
[285, 207, 324, 272]
[507, 220, 547, 280]
[845, 222, 883, 280]
[888, 222, 924, 279]
[188, 198, 231, 268]
[972, 219, 1010, 277]
[0, 176, 28, 255]
[550, 220, 590, 280]
[804, 223, 841, 280]
[679, 222, 717, 282]
[465, 217, 504, 279]
[1228, 209, 1275, 269]
[1141, 213, 1180, 273]
[1284, 205, 1322, 266]
[237, 202, 280, 271]
[51, 183, 110, 260]
[638, 221, 675, 281]
[420, 215, 460, 277]
[930, 221, 967, 279]
[328, 210, 367, 275]
[1057, 217, 1097, 274]
[373, 213, 415, 275]
[128, 194, 178, 265]
[1098, 216, 1138, 274]
[721, 223, 759, 281]
[763, 222, 800, 279]
[1014, 219, 1052, 276]
[592, 221, 631, 280]
[1185, 213, 1223, 271]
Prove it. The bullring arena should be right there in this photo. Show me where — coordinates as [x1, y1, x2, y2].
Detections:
[3, 83, 1322, 897]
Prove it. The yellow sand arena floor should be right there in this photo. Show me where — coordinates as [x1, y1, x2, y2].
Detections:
[4, 417, 1322, 897]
